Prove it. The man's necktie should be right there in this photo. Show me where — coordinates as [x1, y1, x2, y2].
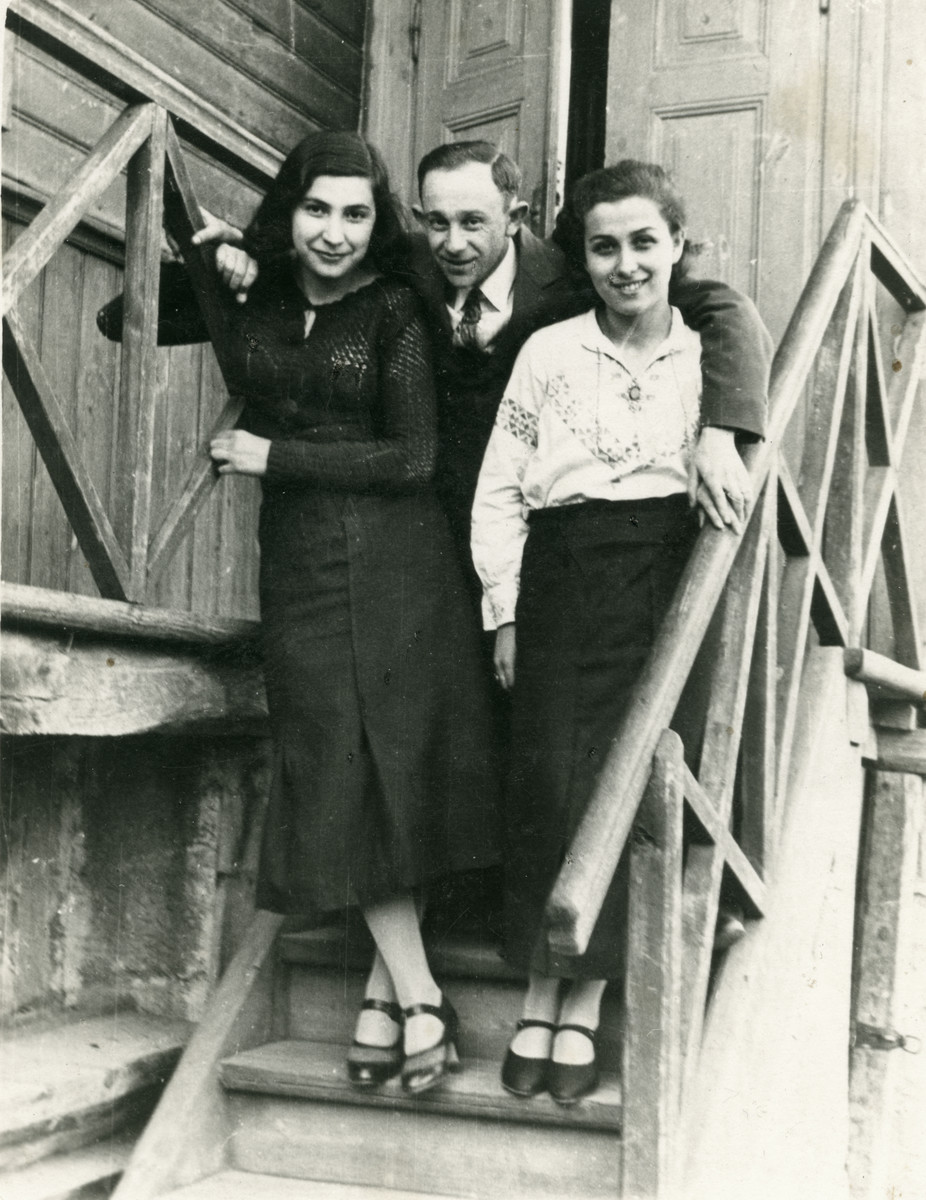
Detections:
[453, 287, 483, 348]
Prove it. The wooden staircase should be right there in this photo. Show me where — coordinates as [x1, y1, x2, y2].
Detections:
[107, 197, 926, 1200]
[127, 920, 625, 1200]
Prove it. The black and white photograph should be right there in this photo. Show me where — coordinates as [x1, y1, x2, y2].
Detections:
[1, 2, 924, 1197]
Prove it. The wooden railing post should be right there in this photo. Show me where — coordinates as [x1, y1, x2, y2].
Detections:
[112, 105, 168, 601]
[622, 729, 685, 1199]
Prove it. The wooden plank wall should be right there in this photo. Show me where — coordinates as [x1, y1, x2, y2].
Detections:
[1, 0, 367, 617]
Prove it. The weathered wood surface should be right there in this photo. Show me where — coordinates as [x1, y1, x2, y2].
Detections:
[848, 770, 926, 1198]
[0, 1130, 133, 1200]
[116, 106, 167, 598]
[874, 730, 926, 776]
[737, 478, 779, 871]
[7, 0, 282, 182]
[146, 121, 248, 587]
[1, 102, 153, 315]
[823, 259, 867, 642]
[1, 626, 266, 735]
[161, 1170, 467, 1200]
[845, 647, 926, 703]
[0, 1012, 189, 1171]
[2, 309, 131, 599]
[1, 582, 258, 644]
[111, 910, 283, 1200]
[622, 729, 684, 1200]
[227, 1086, 621, 1200]
[222, 1037, 622, 1131]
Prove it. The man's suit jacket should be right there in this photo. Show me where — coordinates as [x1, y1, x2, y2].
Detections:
[408, 228, 577, 568]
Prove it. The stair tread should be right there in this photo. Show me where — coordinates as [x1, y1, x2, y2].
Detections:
[221, 1038, 622, 1131]
[0, 1132, 133, 1200]
[0, 1012, 190, 1137]
[280, 926, 523, 982]
[162, 1169, 472, 1199]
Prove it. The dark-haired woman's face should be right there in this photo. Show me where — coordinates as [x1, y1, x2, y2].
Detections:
[584, 195, 683, 323]
[290, 175, 375, 291]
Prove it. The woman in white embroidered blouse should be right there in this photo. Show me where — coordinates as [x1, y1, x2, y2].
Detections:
[471, 160, 738, 1106]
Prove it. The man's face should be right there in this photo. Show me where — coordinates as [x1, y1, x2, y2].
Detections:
[415, 161, 523, 290]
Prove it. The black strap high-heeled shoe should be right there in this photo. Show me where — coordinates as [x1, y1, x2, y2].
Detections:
[400, 994, 461, 1094]
[346, 998, 404, 1089]
[501, 1018, 557, 1097]
[547, 1023, 599, 1106]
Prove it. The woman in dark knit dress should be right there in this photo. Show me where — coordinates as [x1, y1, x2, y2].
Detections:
[204, 133, 499, 1093]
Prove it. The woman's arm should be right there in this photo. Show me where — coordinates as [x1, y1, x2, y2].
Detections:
[471, 343, 540, 634]
[216, 295, 438, 493]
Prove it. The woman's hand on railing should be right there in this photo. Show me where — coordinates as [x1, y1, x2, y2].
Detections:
[210, 430, 270, 476]
[192, 208, 258, 304]
[688, 426, 752, 534]
[493, 622, 516, 691]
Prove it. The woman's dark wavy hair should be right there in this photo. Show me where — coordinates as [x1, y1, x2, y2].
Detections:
[244, 133, 412, 276]
[553, 159, 693, 284]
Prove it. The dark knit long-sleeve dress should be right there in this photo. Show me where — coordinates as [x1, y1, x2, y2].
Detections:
[98, 267, 501, 917]
[242, 273, 501, 916]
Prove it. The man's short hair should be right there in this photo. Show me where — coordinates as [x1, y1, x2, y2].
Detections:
[417, 141, 522, 205]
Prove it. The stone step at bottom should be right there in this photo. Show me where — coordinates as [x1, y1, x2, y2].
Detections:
[161, 1169, 473, 1199]
[0, 1132, 133, 1200]
[0, 1012, 190, 1172]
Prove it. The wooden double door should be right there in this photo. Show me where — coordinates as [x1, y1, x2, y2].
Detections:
[407, 0, 837, 343]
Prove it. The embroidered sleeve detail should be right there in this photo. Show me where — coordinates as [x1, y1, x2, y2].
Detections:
[497, 393, 540, 449]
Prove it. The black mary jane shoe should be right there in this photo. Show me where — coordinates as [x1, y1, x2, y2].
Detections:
[546, 1023, 600, 1106]
[347, 998, 404, 1089]
[501, 1018, 557, 1098]
[400, 995, 461, 1094]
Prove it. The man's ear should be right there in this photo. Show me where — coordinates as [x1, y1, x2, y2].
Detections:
[505, 200, 530, 236]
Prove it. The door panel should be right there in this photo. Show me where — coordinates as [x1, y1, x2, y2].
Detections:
[606, 0, 826, 341]
[414, 0, 563, 228]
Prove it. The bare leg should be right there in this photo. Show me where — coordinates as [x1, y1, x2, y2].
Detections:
[361, 894, 444, 1056]
[509, 971, 560, 1058]
[553, 978, 607, 1065]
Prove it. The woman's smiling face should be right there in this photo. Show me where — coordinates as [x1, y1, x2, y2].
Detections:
[583, 195, 684, 327]
[290, 174, 376, 292]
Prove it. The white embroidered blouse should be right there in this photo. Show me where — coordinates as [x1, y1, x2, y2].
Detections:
[471, 306, 702, 629]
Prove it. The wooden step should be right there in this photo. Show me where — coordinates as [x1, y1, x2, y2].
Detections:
[222, 1038, 621, 1195]
[0, 1012, 190, 1171]
[0, 1132, 133, 1200]
[225, 1078, 620, 1198]
[161, 1168, 474, 1199]
[221, 1038, 622, 1132]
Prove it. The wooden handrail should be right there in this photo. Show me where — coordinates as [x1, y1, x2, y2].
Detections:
[544, 199, 916, 958]
[0, 581, 258, 647]
[844, 648, 926, 703]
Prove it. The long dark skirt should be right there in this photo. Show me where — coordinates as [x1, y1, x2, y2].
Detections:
[255, 486, 501, 918]
[503, 494, 700, 979]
